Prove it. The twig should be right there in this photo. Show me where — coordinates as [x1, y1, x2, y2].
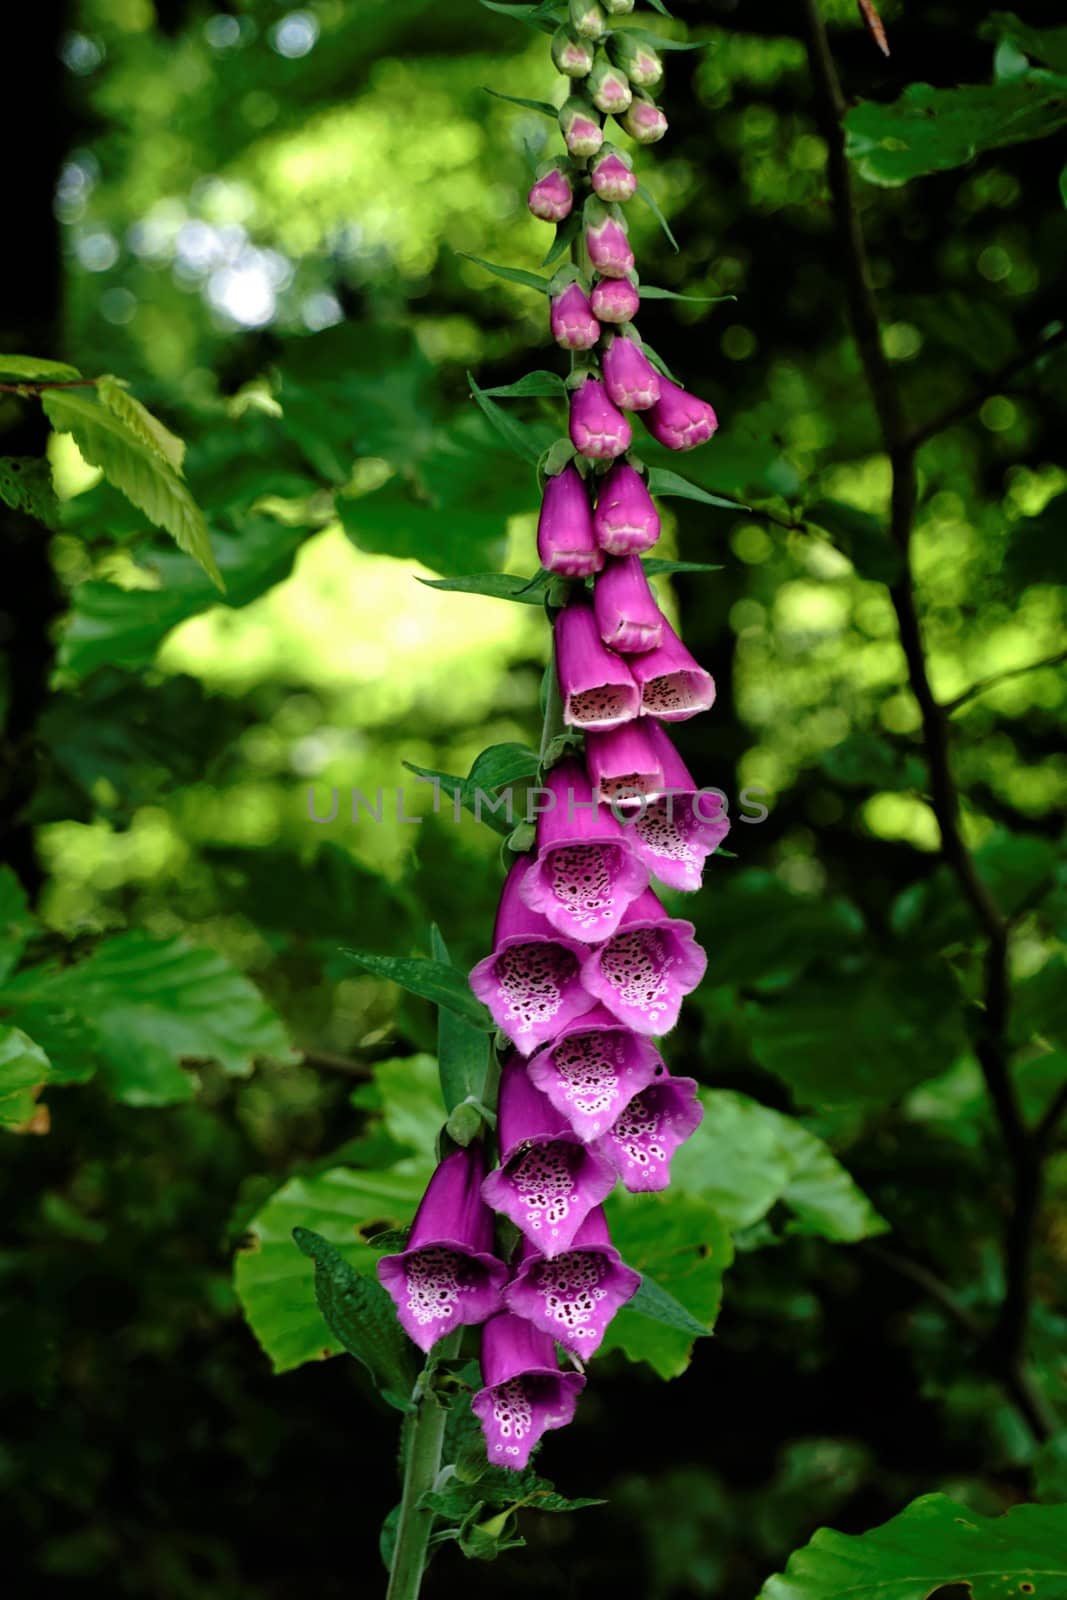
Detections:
[1035, 1080, 1067, 1150]
[0, 378, 100, 394]
[943, 649, 1067, 715]
[800, 0, 1053, 1444]
[864, 1245, 983, 1338]
[907, 324, 1067, 451]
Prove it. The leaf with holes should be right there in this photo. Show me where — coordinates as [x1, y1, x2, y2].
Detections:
[0, 456, 59, 527]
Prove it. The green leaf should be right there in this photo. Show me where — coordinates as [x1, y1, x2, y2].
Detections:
[476, 0, 559, 34]
[0, 456, 60, 527]
[235, 1165, 428, 1373]
[415, 570, 549, 604]
[634, 183, 679, 252]
[343, 950, 494, 1030]
[431, 927, 491, 1115]
[481, 371, 567, 399]
[404, 742, 541, 837]
[641, 558, 723, 576]
[646, 467, 750, 512]
[644, 0, 673, 17]
[1, 933, 295, 1107]
[694, 870, 864, 989]
[844, 78, 1067, 188]
[599, 1192, 733, 1377]
[638, 286, 734, 303]
[482, 86, 557, 117]
[0, 867, 33, 984]
[615, 26, 702, 51]
[804, 498, 902, 583]
[1012, 957, 1067, 1049]
[628, 1275, 714, 1339]
[981, 13, 1067, 74]
[542, 212, 580, 269]
[467, 374, 544, 465]
[96, 375, 187, 474]
[758, 1494, 1067, 1600]
[41, 389, 223, 589]
[457, 254, 551, 294]
[356, 1054, 445, 1156]
[292, 1227, 417, 1410]
[0, 355, 81, 381]
[0, 1026, 51, 1127]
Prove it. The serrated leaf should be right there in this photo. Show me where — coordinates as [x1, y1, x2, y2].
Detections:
[634, 182, 679, 251]
[0, 354, 81, 381]
[235, 1166, 429, 1373]
[483, 86, 557, 117]
[758, 1494, 1067, 1600]
[646, 468, 750, 511]
[638, 286, 734, 303]
[0, 866, 34, 984]
[97, 375, 187, 475]
[0, 456, 60, 527]
[431, 926, 492, 1115]
[416, 570, 549, 604]
[343, 950, 494, 1030]
[293, 1227, 417, 1410]
[0, 1025, 51, 1127]
[482, 371, 567, 399]
[457, 254, 551, 294]
[467, 374, 543, 465]
[41, 389, 223, 589]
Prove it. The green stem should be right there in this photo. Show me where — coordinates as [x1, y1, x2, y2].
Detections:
[385, 1332, 462, 1600]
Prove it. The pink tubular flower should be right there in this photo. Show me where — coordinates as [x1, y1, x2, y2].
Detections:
[593, 461, 660, 556]
[537, 464, 603, 578]
[588, 57, 632, 115]
[585, 720, 665, 807]
[469, 858, 597, 1054]
[555, 599, 640, 730]
[597, 1073, 703, 1191]
[377, 1145, 508, 1353]
[472, 1312, 585, 1470]
[589, 274, 640, 325]
[643, 375, 718, 451]
[627, 615, 716, 721]
[526, 1005, 664, 1141]
[560, 95, 604, 158]
[504, 1206, 641, 1355]
[550, 282, 600, 351]
[585, 208, 634, 279]
[593, 555, 664, 653]
[601, 334, 661, 411]
[528, 167, 574, 223]
[481, 1056, 616, 1255]
[618, 96, 668, 144]
[518, 760, 648, 942]
[579, 887, 707, 1035]
[569, 376, 632, 460]
[590, 146, 636, 202]
[629, 719, 730, 890]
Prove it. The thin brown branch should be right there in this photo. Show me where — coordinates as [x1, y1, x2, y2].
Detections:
[944, 649, 1067, 716]
[908, 324, 1067, 451]
[0, 378, 100, 393]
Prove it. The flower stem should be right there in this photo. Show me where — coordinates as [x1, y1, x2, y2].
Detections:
[385, 1331, 463, 1600]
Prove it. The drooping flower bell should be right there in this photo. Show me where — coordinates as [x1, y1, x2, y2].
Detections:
[472, 1312, 585, 1471]
[550, 282, 600, 351]
[589, 274, 640, 325]
[526, 1004, 664, 1141]
[590, 145, 636, 202]
[601, 333, 660, 411]
[628, 719, 730, 890]
[593, 555, 664, 653]
[618, 94, 668, 144]
[607, 32, 663, 88]
[643, 375, 718, 451]
[537, 463, 603, 578]
[555, 598, 640, 730]
[597, 1073, 703, 1191]
[559, 94, 604, 158]
[584, 201, 634, 278]
[377, 1144, 508, 1353]
[584, 720, 665, 807]
[569, 376, 632, 460]
[481, 1056, 616, 1255]
[528, 165, 574, 223]
[518, 759, 648, 942]
[593, 460, 660, 556]
[588, 55, 632, 115]
[504, 1206, 641, 1355]
[469, 858, 597, 1055]
[551, 24, 594, 78]
[627, 615, 716, 721]
[580, 887, 707, 1035]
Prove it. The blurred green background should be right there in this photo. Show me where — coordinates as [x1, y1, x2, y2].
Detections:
[2, 1, 1066, 1596]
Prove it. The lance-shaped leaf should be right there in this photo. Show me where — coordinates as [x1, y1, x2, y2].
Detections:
[483, 86, 557, 117]
[416, 570, 550, 604]
[292, 1227, 417, 1411]
[481, 371, 568, 399]
[343, 950, 495, 1030]
[642, 557, 723, 576]
[477, 0, 559, 34]
[646, 467, 751, 512]
[467, 374, 543, 465]
[634, 182, 679, 251]
[404, 742, 541, 837]
[638, 286, 735, 303]
[457, 254, 551, 294]
[627, 1275, 713, 1339]
[431, 926, 491, 1116]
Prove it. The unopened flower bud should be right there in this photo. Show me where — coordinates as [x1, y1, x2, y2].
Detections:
[588, 55, 632, 114]
[528, 165, 574, 223]
[643, 375, 718, 451]
[590, 274, 640, 324]
[600, 0, 634, 13]
[593, 461, 660, 555]
[538, 464, 603, 578]
[560, 95, 604, 158]
[550, 281, 600, 350]
[569, 376, 632, 461]
[591, 145, 636, 202]
[607, 32, 663, 88]
[601, 333, 660, 411]
[568, 0, 606, 41]
[551, 24, 594, 77]
[618, 95, 668, 144]
[585, 201, 634, 278]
